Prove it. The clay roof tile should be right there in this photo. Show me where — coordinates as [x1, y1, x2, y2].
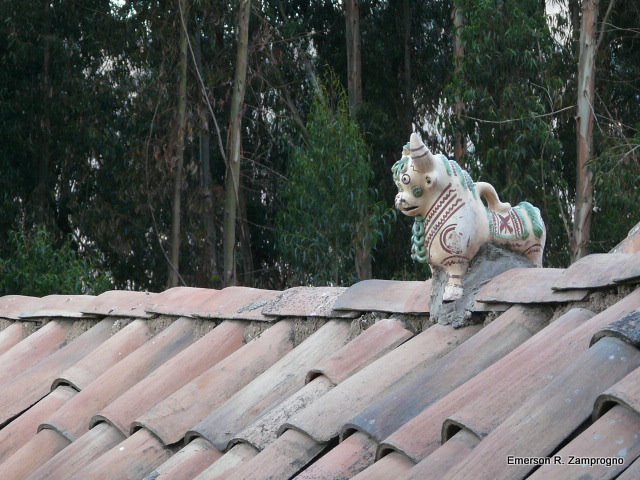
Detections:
[528, 405, 640, 480]
[262, 286, 359, 318]
[345, 306, 549, 444]
[83, 290, 157, 318]
[443, 336, 640, 480]
[19, 294, 97, 319]
[0, 386, 75, 464]
[41, 317, 198, 441]
[477, 268, 589, 304]
[285, 323, 480, 444]
[27, 422, 125, 480]
[0, 295, 41, 320]
[0, 319, 114, 426]
[186, 319, 352, 451]
[135, 319, 296, 445]
[145, 286, 219, 317]
[93, 320, 245, 436]
[333, 280, 431, 314]
[553, 253, 640, 290]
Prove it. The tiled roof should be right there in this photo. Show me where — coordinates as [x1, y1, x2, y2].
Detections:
[1, 222, 640, 479]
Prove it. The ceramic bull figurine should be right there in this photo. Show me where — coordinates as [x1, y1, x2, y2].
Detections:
[393, 133, 546, 302]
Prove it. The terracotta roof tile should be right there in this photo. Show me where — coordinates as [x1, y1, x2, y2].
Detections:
[443, 336, 640, 480]
[147, 437, 222, 480]
[186, 320, 352, 451]
[224, 429, 324, 480]
[595, 365, 640, 420]
[345, 306, 549, 444]
[93, 320, 245, 436]
[0, 322, 27, 355]
[53, 319, 152, 390]
[295, 431, 377, 479]
[18, 294, 97, 318]
[136, 319, 296, 445]
[145, 286, 219, 317]
[618, 456, 640, 479]
[72, 428, 171, 479]
[27, 422, 125, 480]
[262, 286, 359, 318]
[476, 268, 589, 304]
[350, 450, 414, 480]
[0, 320, 72, 388]
[381, 308, 591, 463]
[402, 429, 479, 480]
[307, 318, 414, 385]
[0, 386, 75, 463]
[611, 221, 640, 253]
[285, 323, 480, 444]
[0, 427, 69, 479]
[194, 286, 281, 321]
[528, 405, 640, 480]
[0, 319, 114, 426]
[231, 320, 412, 453]
[235, 375, 333, 451]
[193, 443, 258, 480]
[553, 253, 640, 290]
[83, 290, 157, 318]
[0, 295, 41, 319]
[41, 317, 199, 441]
[592, 309, 640, 348]
[333, 279, 431, 313]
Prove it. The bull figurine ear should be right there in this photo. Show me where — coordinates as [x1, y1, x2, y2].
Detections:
[409, 133, 436, 172]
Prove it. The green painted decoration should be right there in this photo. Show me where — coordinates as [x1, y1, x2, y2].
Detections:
[411, 217, 428, 264]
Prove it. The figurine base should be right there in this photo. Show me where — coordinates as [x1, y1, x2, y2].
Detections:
[430, 244, 535, 328]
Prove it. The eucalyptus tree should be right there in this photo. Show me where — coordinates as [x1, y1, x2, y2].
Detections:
[443, 0, 569, 266]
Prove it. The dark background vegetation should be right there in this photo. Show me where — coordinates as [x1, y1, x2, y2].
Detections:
[0, 0, 638, 294]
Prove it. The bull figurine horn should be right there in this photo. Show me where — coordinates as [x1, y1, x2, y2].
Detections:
[409, 133, 436, 172]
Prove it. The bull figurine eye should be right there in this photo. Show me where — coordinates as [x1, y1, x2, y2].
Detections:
[401, 173, 411, 185]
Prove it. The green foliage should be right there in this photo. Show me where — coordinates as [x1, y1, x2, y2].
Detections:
[277, 83, 388, 286]
[592, 128, 640, 252]
[0, 227, 112, 296]
[443, 0, 570, 266]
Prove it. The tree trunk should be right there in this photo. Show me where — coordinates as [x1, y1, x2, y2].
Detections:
[402, 0, 412, 126]
[167, 0, 189, 287]
[194, 22, 219, 287]
[453, 2, 466, 164]
[345, 0, 371, 280]
[344, 0, 362, 114]
[572, 0, 599, 262]
[238, 186, 254, 286]
[223, 0, 251, 286]
[35, 0, 52, 226]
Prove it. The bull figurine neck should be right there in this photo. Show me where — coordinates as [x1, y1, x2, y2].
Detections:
[393, 133, 546, 302]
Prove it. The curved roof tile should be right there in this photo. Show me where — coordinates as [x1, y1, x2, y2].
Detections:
[186, 320, 352, 451]
[528, 404, 640, 480]
[380, 307, 593, 463]
[135, 319, 296, 445]
[93, 320, 245, 436]
[0, 386, 75, 464]
[345, 306, 549, 443]
[83, 290, 157, 318]
[27, 422, 125, 480]
[333, 280, 431, 313]
[0, 319, 114, 426]
[443, 337, 640, 480]
[285, 323, 479, 444]
[41, 317, 198, 441]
